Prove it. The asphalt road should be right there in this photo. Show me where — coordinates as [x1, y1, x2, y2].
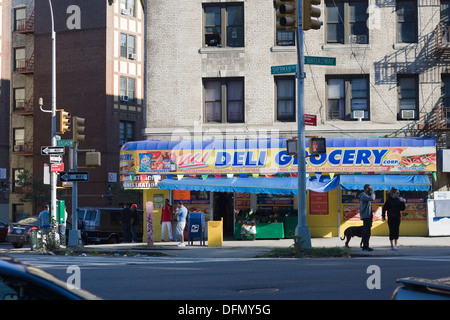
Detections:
[9, 253, 450, 300]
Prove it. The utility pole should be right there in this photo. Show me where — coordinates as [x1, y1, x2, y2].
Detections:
[294, 0, 311, 248]
[49, 0, 57, 230]
[276, 0, 321, 248]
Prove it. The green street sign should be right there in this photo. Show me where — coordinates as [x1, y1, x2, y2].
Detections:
[57, 139, 73, 147]
[304, 56, 336, 66]
[271, 64, 297, 75]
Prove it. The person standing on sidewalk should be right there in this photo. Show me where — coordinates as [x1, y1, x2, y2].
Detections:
[360, 184, 376, 251]
[161, 199, 174, 242]
[130, 204, 139, 243]
[382, 187, 406, 251]
[120, 203, 132, 243]
[176, 201, 188, 247]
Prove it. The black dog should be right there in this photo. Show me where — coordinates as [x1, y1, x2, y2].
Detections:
[340, 226, 364, 247]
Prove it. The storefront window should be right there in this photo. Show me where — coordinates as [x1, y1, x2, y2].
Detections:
[397, 191, 428, 221]
[342, 189, 384, 221]
[342, 189, 428, 221]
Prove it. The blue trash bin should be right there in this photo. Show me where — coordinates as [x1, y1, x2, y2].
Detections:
[188, 212, 206, 246]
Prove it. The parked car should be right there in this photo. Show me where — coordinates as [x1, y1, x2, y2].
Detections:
[0, 220, 8, 242]
[77, 207, 143, 244]
[6, 217, 40, 249]
[392, 277, 450, 300]
[0, 255, 101, 300]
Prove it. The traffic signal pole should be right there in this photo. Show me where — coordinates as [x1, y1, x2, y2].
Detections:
[295, 0, 312, 248]
[49, 0, 58, 233]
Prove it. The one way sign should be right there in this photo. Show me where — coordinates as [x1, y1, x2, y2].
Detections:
[59, 171, 89, 182]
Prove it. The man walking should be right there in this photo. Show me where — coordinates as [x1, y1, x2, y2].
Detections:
[360, 184, 375, 251]
[161, 199, 174, 242]
[176, 201, 188, 247]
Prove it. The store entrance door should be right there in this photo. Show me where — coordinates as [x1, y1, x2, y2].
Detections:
[213, 192, 234, 236]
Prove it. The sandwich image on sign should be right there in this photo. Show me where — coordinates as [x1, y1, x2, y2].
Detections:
[390, 147, 437, 170]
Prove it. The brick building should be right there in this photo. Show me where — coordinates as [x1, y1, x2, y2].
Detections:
[144, 0, 449, 191]
[7, 0, 144, 221]
[0, 0, 11, 221]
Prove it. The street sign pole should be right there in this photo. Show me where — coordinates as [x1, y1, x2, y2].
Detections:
[296, 0, 311, 248]
[68, 144, 82, 247]
[47, 0, 58, 244]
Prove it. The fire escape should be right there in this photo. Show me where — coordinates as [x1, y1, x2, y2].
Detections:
[410, 23, 450, 150]
[433, 23, 450, 132]
[14, 8, 35, 157]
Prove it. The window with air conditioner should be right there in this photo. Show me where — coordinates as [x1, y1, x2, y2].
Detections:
[120, 33, 136, 60]
[120, 76, 136, 104]
[397, 75, 418, 120]
[326, 0, 368, 45]
[327, 76, 370, 120]
[120, 0, 135, 17]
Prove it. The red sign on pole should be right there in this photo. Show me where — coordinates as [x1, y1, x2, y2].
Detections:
[51, 162, 64, 172]
[304, 114, 317, 126]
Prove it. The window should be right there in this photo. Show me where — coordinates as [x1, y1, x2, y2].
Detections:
[14, 48, 26, 71]
[276, 30, 295, 46]
[14, 88, 25, 111]
[119, 121, 135, 145]
[397, 0, 417, 43]
[325, 0, 368, 44]
[204, 4, 244, 48]
[13, 169, 24, 193]
[441, 0, 450, 25]
[444, 75, 450, 107]
[120, 76, 136, 103]
[13, 128, 25, 151]
[120, 33, 136, 59]
[204, 78, 244, 123]
[327, 75, 369, 120]
[397, 75, 418, 120]
[276, 77, 296, 122]
[120, 0, 135, 17]
[14, 7, 26, 31]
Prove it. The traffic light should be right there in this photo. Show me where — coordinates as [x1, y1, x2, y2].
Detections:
[276, 0, 297, 31]
[73, 116, 85, 144]
[286, 138, 298, 156]
[309, 137, 326, 154]
[302, 0, 321, 31]
[58, 109, 71, 134]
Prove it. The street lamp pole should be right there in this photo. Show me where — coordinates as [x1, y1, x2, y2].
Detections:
[49, 0, 57, 228]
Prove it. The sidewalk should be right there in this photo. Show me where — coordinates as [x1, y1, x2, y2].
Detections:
[80, 236, 450, 259]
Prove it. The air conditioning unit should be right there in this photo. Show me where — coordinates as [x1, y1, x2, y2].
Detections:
[120, 8, 128, 15]
[128, 53, 136, 60]
[14, 144, 24, 152]
[120, 95, 129, 102]
[401, 109, 416, 119]
[349, 35, 368, 44]
[352, 110, 365, 121]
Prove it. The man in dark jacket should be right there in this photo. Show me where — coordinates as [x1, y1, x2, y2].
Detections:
[360, 184, 376, 251]
[121, 203, 132, 243]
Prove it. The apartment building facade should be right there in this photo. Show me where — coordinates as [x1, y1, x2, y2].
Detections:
[6, 0, 144, 221]
[0, 0, 11, 221]
[144, 0, 449, 192]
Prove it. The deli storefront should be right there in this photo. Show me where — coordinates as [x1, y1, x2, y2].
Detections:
[119, 137, 436, 241]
